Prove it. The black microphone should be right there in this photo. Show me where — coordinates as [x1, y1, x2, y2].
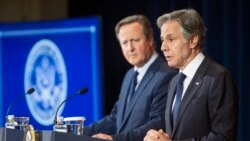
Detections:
[54, 87, 88, 124]
[6, 87, 35, 116]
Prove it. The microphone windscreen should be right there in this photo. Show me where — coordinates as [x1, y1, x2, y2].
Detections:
[78, 88, 88, 94]
[27, 88, 35, 94]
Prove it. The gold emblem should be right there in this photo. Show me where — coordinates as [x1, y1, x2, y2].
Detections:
[23, 125, 36, 141]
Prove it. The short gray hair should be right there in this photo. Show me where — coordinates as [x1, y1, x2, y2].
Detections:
[157, 9, 207, 50]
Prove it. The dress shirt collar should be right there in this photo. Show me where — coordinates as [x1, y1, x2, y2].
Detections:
[134, 51, 158, 84]
[181, 52, 205, 79]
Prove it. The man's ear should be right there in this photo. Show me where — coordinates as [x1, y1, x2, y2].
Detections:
[149, 37, 154, 48]
[189, 35, 199, 49]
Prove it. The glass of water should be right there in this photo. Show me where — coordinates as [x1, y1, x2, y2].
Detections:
[64, 117, 86, 136]
[6, 115, 29, 131]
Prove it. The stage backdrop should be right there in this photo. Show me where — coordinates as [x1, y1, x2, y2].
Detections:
[0, 17, 103, 130]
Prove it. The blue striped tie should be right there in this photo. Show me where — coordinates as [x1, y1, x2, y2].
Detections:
[172, 72, 186, 128]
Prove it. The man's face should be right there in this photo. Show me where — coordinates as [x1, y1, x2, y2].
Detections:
[118, 22, 153, 67]
[160, 20, 193, 70]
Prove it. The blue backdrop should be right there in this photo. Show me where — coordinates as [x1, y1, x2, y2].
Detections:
[0, 17, 103, 130]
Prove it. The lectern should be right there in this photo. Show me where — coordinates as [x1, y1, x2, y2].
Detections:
[0, 128, 108, 141]
[38, 130, 108, 141]
[0, 128, 24, 141]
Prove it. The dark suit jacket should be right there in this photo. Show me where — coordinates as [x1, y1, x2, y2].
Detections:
[83, 56, 177, 141]
[165, 57, 238, 141]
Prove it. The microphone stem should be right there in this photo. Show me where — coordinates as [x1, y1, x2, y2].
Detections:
[54, 93, 79, 124]
[6, 94, 25, 116]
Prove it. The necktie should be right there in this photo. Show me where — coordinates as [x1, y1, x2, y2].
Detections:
[172, 72, 186, 128]
[127, 71, 139, 103]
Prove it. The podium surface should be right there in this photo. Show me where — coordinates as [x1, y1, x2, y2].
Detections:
[0, 128, 108, 141]
[39, 130, 109, 141]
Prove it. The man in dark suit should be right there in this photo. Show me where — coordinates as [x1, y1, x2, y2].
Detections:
[144, 9, 238, 141]
[83, 15, 177, 141]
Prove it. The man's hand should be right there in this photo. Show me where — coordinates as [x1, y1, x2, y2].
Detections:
[92, 133, 113, 140]
[144, 129, 171, 141]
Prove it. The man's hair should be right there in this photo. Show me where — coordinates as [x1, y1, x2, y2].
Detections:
[115, 15, 154, 40]
[157, 8, 207, 50]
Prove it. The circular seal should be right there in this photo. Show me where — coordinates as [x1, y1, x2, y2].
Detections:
[24, 39, 67, 126]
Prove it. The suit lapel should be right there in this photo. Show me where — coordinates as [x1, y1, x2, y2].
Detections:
[165, 76, 178, 135]
[120, 72, 154, 127]
[117, 70, 134, 129]
[171, 57, 211, 137]
[118, 56, 162, 132]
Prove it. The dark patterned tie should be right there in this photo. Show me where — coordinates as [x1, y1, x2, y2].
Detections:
[124, 71, 139, 118]
[127, 71, 139, 103]
[172, 72, 186, 128]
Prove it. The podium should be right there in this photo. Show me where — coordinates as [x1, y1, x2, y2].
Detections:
[0, 128, 24, 141]
[0, 128, 108, 141]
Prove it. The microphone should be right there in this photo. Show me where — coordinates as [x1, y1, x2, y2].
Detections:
[6, 88, 35, 116]
[54, 87, 88, 124]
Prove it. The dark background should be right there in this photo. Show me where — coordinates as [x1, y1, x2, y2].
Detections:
[68, 0, 249, 140]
